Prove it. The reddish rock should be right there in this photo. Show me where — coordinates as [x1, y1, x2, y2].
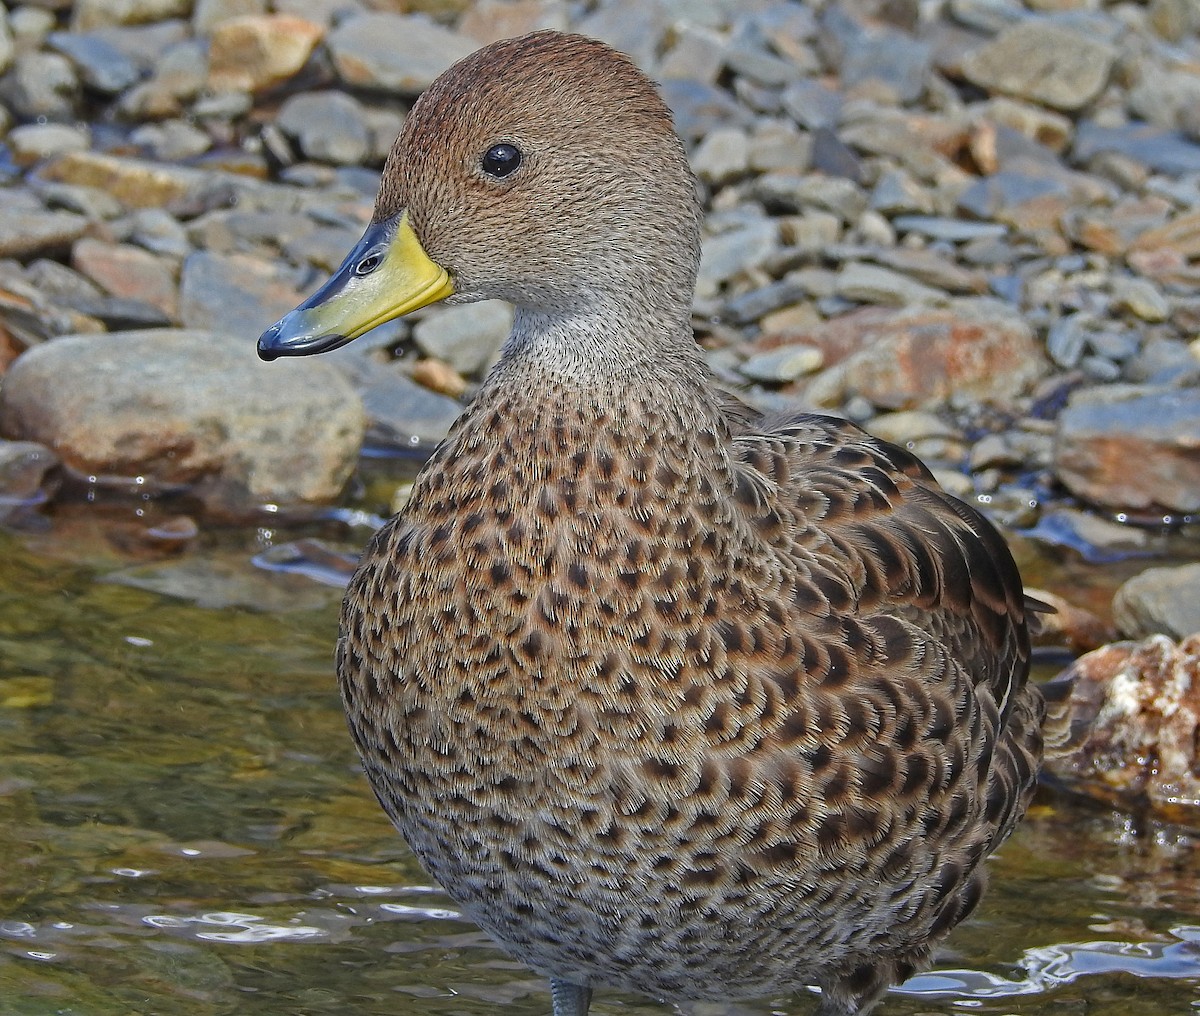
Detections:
[72, 238, 178, 319]
[789, 303, 1047, 410]
[1054, 385, 1200, 513]
[1043, 634, 1200, 828]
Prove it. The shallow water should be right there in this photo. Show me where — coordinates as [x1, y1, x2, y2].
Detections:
[3, 495, 1200, 1016]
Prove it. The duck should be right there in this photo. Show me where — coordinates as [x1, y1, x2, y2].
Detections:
[258, 31, 1045, 1016]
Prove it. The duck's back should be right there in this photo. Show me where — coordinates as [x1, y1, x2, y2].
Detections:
[337, 377, 1044, 1012]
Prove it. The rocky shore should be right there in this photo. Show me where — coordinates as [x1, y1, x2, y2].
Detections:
[0, 0, 1198, 636]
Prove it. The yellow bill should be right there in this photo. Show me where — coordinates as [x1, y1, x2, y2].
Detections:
[258, 211, 454, 361]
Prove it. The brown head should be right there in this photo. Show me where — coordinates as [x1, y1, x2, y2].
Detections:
[259, 32, 702, 362]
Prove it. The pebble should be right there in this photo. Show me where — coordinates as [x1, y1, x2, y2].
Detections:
[961, 21, 1115, 112]
[6, 123, 91, 166]
[1114, 564, 1200, 641]
[738, 345, 824, 384]
[328, 13, 475, 94]
[412, 301, 513, 377]
[277, 92, 371, 167]
[178, 251, 306, 337]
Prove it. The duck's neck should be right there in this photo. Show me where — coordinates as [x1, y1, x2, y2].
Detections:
[497, 302, 709, 390]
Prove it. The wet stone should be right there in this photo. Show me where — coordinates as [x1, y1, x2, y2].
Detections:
[356, 367, 464, 454]
[178, 250, 306, 337]
[0, 329, 365, 509]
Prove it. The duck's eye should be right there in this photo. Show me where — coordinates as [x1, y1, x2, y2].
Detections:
[482, 143, 522, 178]
[355, 251, 384, 276]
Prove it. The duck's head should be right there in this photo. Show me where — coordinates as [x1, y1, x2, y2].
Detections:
[258, 31, 702, 361]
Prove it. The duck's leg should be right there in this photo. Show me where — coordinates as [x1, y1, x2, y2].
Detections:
[550, 978, 591, 1016]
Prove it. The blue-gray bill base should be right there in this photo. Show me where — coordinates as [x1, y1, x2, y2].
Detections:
[257, 31, 1044, 1016]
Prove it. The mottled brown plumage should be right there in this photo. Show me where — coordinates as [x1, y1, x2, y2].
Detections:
[272, 31, 1045, 1016]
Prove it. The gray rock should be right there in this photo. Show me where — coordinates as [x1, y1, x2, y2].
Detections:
[723, 277, 810, 325]
[1112, 276, 1169, 323]
[46, 31, 141, 94]
[948, 0, 1028, 33]
[660, 78, 745, 142]
[1113, 563, 1200, 641]
[575, 0, 669, 74]
[412, 301, 514, 376]
[839, 25, 932, 104]
[1054, 386, 1200, 512]
[747, 121, 811, 174]
[753, 173, 867, 221]
[871, 167, 934, 215]
[0, 51, 80, 121]
[193, 0, 268, 35]
[836, 263, 949, 307]
[738, 345, 823, 383]
[328, 14, 477, 95]
[780, 79, 843, 131]
[723, 21, 797, 87]
[956, 171, 1066, 220]
[357, 368, 464, 454]
[0, 329, 365, 509]
[892, 216, 1008, 242]
[0, 205, 89, 259]
[692, 127, 750, 186]
[961, 21, 1115, 112]
[658, 22, 726, 85]
[1075, 121, 1200, 175]
[1046, 312, 1090, 368]
[179, 251, 307, 338]
[695, 219, 778, 297]
[130, 120, 212, 161]
[277, 91, 371, 167]
[6, 123, 91, 166]
[0, 8, 12, 77]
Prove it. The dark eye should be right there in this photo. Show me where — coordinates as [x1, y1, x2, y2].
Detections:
[481, 143, 522, 178]
[355, 251, 383, 276]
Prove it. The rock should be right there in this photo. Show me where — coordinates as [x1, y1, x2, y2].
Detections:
[130, 119, 212, 161]
[961, 21, 1115, 112]
[692, 128, 749, 186]
[658, 22, 726, 85]
[328, 13, 475, 94]
[839, 23, 932, 104]
[178, 251, 307, 338]
[660, 79, 744, 142]
[357, 367, 464, 454]
[695, 219, 778, 297]
[574, 0, 669, 74]
[1054, 386, 1200, 513]
[72, 238, 179, 319]
[71, 0, 191, 31]
[738, 345, 824, 383]
[0, 204, 89, 260]
[0, 9, 12, 77]
[1114, 564, 1200, 641]
[207, 15, 324, 94]
[0, 439, 59, 519]
[193, 0, 269, 35]
[1022, 586, 1115, 655]
[1075, 121, 1200, 176]
[892, 216, 1008, 242]
[6, 123, 91, 167]
[1111, 277, 1169, 323]
[780, 79, 843, 131]
[0, 329, 364, 509]
[753, 173, 867, 221]
[835, 263, 949, 307]
[746, 121, 811, 174]
[800, 302, 1047, 410]
[459, 0, 569, 45]
[277, 91, 371, 167]
[0, 51, 80, 121]
[412, 300, 513, 376]
[1042, 633, 1200, 828]
[45, 30, 141, 94]
[410, 358, 467, 398]
[37, 151, 218, 211]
